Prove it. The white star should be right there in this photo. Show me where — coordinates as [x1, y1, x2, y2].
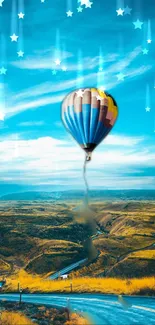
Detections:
[55, 59, 61, 66]
[99, 67, 103, 72]
[10, 33, 18, 42]
[85, 1, 93, 8]
[147, 39, 152, 44]
[0, 67, 7, 75]
[80, 0, 89, 5]
[76, 89, 84, 97]
[66, 10, 73, 17]
[0, 0, 4, 7]
[116, 8, 124, 16]
[96, 95, 102, 101]
[17, 50, 24, 57]
[0, 111, 5, 120]
[117, 73, 125, 81]
[62, 66, 67, 71]
[41, 0, 45, 2]
[145, 107, 151, 112]
[18, 12, 25, 19]
[77, 6, 83, 12]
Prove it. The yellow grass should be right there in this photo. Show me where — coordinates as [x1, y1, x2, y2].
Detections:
[0, 311, 37, 325]
[65, 313, 91, 325]
[0, 259, 11, 272]
[129, 250, 155, 259]
[6, 270, 155, 295]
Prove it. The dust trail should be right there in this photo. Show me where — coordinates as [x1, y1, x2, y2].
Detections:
[73, 153, 97, 236]
[83, 155, 89, 207]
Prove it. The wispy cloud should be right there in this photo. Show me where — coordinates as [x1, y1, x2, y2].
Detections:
[11, 52, 118, 72]
[6, 93, 65, 118]
[103, 135, 144, 146]
[11, 47, 74, 70]
[106, 46, 141, 73]
[3, 46, 151, 119]
[11, 47, 142, 75]
[126, 65, 152, 78]
[18, 121, 45, 127]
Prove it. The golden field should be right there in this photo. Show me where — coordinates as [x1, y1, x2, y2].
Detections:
[0, 311, 37, 325]
[5, 270, 155, 296]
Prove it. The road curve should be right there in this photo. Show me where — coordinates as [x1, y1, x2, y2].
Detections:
[0, 293, 155, 325]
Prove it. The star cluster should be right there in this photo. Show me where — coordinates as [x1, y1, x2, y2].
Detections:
[0, 0, 154, 126]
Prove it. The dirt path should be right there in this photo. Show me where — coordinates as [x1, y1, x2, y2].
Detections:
[105, 241, 155, 276]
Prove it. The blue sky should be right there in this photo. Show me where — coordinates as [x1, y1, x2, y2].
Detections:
[0, 0, 155, 194]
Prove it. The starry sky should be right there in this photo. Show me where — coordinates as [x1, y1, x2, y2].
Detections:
[0, 0, 155, 195]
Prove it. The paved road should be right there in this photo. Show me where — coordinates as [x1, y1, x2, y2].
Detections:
[49, 230, 102, 280]
[49, 258, 88, 279]
[0, 293, 155, 325]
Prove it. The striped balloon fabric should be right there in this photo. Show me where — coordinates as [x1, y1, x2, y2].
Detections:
[62, 88, 118, 159]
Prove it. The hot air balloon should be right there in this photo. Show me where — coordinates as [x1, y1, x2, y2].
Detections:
[61, 88, 118, 161]
[61, 88, 118, 206]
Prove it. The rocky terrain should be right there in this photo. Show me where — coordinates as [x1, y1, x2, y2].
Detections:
[0, 301, 69, 325]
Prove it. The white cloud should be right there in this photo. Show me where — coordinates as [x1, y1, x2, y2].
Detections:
[0, 134, 154, 188]
[103, 135, 144, 146]
[89, 176, 155, 189]
[0, 111, 5, 121]
[54, 121, 63, 128]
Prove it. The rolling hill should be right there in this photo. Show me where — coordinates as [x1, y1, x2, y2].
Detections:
[0, 200, 154, 279]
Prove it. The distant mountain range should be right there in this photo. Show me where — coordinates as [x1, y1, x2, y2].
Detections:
[0, 190, 155, 201]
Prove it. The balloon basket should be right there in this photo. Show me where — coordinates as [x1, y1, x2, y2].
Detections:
[86, 152, 92, 162]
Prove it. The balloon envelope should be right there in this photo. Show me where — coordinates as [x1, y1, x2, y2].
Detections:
[61, 88, 118, 155]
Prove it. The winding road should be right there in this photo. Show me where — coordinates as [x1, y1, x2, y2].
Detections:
[49, 230, 101, 279]
[106, 242, 155, 276]
[0, 293, 155, 324]
[49, 258, 88, 280]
